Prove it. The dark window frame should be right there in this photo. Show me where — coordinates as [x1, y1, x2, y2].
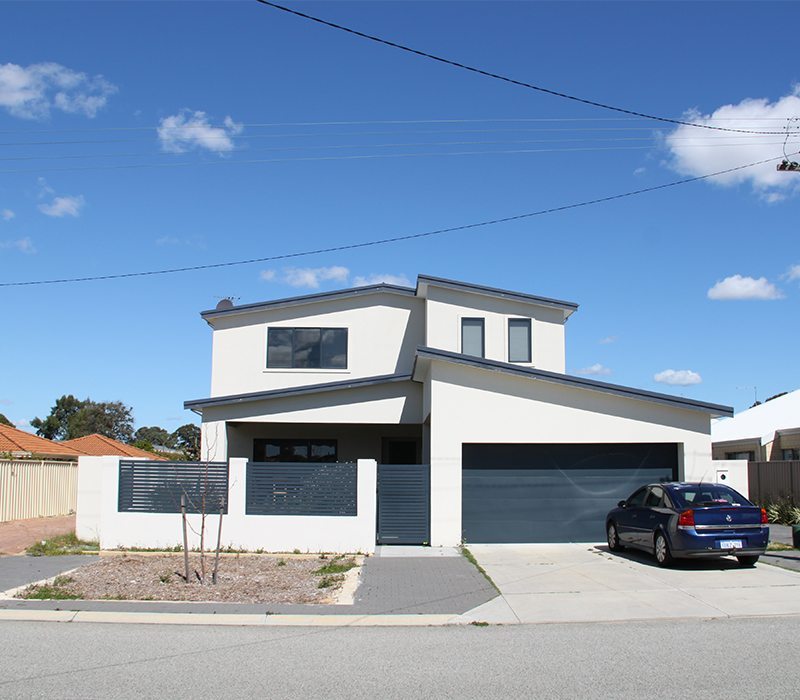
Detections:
[461, 317, 485, 358]
[266, 327, 348, 369]
[508, 318, 532, 363]
[253, 438, 339, 463]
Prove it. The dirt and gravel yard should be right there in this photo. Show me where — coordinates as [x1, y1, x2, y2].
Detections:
[16, 553, 361, 604]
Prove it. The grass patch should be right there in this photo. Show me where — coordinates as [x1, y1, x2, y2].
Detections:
[26, 532, 99, 557]
[317, 574, 345, 589]
[314, 556, 358, 576]
[470, 621, 490, 627]
[460, 546, 499, 593]
[767, 542, 796, 551]
[19, 575, 80, 600]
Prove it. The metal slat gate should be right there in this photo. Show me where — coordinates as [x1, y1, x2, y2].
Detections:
[376, 463, 430, 545]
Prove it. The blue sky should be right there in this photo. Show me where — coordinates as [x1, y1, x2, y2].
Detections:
[1, 1, 799, 433]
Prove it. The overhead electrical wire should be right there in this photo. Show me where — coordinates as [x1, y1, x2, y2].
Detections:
[0, 153, 787, 288]
[0, 136, 784, 164]
[253, 0, 786, 137]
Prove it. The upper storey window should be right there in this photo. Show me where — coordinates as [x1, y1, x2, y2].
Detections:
[461, 318, 485, 358]
[267, 328, 348, 369]
[508, 318, 532, 363]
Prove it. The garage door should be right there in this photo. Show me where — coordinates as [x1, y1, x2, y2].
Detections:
[462, 443, 678, 543]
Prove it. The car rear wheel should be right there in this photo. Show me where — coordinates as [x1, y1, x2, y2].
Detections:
[607, 522, 622, 552]
[737, 555, 759, 567]
[654, 532, 673, 567]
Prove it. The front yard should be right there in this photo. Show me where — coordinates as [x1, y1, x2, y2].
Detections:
[17, 552, 361, 604]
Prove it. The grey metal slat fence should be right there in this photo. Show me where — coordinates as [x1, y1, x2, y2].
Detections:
[246, 462, 357, 516]
[118, 461, 229, 513]
[748, 460, 800, 503]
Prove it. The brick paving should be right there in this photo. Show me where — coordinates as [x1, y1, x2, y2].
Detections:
[0, 514, 76, 555]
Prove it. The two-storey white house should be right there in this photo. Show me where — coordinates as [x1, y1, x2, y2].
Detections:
[185, 274, 732, 546]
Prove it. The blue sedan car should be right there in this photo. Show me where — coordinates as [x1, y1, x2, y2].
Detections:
[605, 482, 769, 567]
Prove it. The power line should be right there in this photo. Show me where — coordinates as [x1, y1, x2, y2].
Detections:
[0, 153, 785, 288]
[254, 1, 786, 137]
[0, 141, 787, 175]
[0, 115, 794, 136]
[0, 136, 784, 164]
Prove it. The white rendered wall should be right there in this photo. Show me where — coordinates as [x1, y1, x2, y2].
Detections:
[424, 286, 567, 372]
[710, 459, 750, 498]
[426, 361, 714, 546]
[75, 456, 105, 542]
[208, 293, 424, 397]
[83, 457, 377, 554]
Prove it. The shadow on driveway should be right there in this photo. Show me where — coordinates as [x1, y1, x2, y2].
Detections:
[591, 544, 752, 571]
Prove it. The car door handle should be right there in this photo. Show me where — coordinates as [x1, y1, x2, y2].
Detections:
[649, 515, 655, 519]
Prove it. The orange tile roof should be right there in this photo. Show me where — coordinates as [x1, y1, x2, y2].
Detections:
[0, 424, 86, 459]
[60, 434, 168, 460]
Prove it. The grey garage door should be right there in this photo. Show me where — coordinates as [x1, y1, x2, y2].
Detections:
[462, 443, 678, 543]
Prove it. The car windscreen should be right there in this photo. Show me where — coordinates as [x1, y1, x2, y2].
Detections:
[669, 484, 751, 508]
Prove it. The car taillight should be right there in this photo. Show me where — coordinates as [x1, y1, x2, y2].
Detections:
[761, 508, 768, 525]
[678, 509, 695, 527]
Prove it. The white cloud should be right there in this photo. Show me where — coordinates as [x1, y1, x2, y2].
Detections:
[664, 86, 800, 200]
[654, 369, 702, 386]
[577, 363, 611, 376]
[283, 266, 350, 289]
[2, 209, 14, 221]
[0, 62, 116, 120]
[259, 269, 276, 281]
[13, 419, 29, 428]
[707, 274, 783, 300]
[633, 167, 646, 176]
[0, 237, 35, 254]
[158, 110, 243, 154]
[784, 264, 800, 282]
[352, 273, 412, 287]
[38, 194, 85, 218]
[598, 336, 617, 345]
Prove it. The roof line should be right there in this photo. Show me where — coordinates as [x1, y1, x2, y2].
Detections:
[416, 274, 579, 314]
[184, 372, 414, 411]
[200, 283, 416, 321]
[414, 346, 733, 416]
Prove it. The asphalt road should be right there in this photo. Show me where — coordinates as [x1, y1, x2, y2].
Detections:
[1, 616, 798, 698]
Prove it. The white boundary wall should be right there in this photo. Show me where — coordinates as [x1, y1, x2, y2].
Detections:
[76, 456, 377, 554]
[710, 459, 749, 498]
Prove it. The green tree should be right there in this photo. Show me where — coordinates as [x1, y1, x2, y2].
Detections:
[31, 396, 135, 442]
[0, 413, 13, 427]
[134, 426, 173, 448]
[171, 423, 201, 460]
[30, 395, 83, 440]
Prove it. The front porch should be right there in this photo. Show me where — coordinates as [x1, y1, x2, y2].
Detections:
[224, 421, 426, 465]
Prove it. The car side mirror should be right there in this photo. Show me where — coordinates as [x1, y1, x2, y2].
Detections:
[617, 500, 627, 508]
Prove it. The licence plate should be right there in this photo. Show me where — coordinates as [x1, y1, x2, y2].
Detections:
[719, 539, 743, 549]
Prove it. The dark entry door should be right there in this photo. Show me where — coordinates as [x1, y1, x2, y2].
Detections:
[377, 463, 430, 545]
[462, 443, 678, 543]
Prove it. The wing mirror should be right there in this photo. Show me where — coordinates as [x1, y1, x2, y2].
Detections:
[617, 500, 627, 508]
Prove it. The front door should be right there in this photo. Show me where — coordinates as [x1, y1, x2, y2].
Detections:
[382, 438, 420, 465]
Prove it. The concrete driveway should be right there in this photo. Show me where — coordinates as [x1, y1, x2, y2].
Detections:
[462, 544, 800, 625]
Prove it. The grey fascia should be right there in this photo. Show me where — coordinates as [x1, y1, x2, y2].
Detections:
[416, 274, 579, 318]
[200, 284, 416, 323]
[413, 346, 733, 417]
[184, 372, 413, 412]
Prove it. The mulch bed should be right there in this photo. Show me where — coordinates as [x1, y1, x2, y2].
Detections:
[16, 553, 359, 604]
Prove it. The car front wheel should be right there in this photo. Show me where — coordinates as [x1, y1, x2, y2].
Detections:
[654, 532, 673, 567]
[607, 522, 622, 552]
[737, 555, 759, 567]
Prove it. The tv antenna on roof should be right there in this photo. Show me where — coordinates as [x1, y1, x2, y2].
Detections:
[777, 117, 800, 171]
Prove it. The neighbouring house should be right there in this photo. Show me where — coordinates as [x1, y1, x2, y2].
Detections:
[183, 274, 732, 546]
[61, 433, 168, 461]
[0, 424, 85, 461]
[712, 389, 800, 462]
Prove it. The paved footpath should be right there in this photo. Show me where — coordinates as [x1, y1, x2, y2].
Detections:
[0, 514, 75, 555]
